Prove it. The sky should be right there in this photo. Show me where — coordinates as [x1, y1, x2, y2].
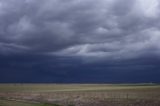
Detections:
[0, 0, 160, 83]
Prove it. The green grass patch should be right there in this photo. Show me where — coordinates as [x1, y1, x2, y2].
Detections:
[0, 99, 61, 106]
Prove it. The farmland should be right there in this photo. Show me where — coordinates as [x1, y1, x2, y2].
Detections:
[0, 84, 160, 106]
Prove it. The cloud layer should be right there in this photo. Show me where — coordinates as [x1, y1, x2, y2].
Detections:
[0, 0, 160, 60]
[0, 0, 160, 82]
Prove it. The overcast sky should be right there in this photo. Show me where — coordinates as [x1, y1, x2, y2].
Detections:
[0, 0, 160, 83]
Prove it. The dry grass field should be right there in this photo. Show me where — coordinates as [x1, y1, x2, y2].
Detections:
[0, 84, 160, 106]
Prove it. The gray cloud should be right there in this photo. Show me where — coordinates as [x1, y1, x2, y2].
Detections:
[0, 0, 160, 61]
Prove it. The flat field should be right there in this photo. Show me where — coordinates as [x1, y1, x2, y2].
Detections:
[0, 84, 160, 106]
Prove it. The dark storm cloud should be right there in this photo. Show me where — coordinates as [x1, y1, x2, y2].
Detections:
[0, 0, 159, 59]
[0, 54, 160, 83]
[0, 0, 160, 83]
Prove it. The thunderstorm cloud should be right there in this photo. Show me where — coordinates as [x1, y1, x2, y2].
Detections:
[0, 0, 160, 82]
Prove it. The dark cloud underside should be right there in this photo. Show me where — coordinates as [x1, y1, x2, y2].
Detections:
[0, 0, 160, 82]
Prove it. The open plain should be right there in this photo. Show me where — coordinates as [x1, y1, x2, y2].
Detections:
[0, 84, 160, 106]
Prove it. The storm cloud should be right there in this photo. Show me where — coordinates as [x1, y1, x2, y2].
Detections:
[0, 0, 160, 82]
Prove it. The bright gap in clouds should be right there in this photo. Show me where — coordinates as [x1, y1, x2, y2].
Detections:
[137, 0, 159, 18]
